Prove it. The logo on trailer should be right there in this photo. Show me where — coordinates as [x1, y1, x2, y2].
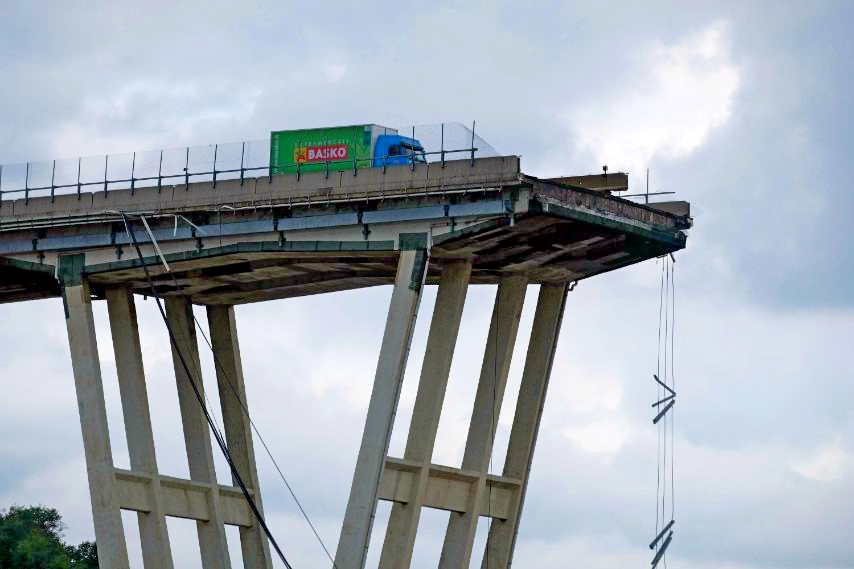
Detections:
[294, 144, 349, 163]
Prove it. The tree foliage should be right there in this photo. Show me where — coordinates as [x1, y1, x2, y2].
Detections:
[0, 506, 98, 569]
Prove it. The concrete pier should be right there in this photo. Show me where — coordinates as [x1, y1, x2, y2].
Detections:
[482, 282, 569, 568]
[106, 288, 174, 569]
[336, 248, 428, 569]
[439, 276, 528, 569]
[166, 297, 232, 569]
[58, 257, 272, 568]
[208, 305, 274, 569]
[62, 264, 131, 569]
[378, 259, 472, 569]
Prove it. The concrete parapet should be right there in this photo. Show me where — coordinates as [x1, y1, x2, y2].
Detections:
[3, 156, 521, 223]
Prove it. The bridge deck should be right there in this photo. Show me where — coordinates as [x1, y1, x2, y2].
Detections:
[0, 157, 690, 304]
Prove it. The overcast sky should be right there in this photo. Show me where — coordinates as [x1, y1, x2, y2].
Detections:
[1, 1, 853, 568]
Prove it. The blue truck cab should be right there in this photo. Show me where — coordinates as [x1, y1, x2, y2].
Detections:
[372, 134, 427, 167]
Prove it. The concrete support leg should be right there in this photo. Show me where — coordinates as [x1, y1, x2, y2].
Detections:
[62, 279, 130, 569]
[207, 305, 274, 569]
[439, 276, 528, 569]
[106, 288, 174, 569]
[379, 260, 473, 569]
[165, 297, 232, 569]
[481, 283, 569, 569]
[335, 249, 428, 569]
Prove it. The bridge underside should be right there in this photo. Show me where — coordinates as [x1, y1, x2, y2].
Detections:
[79, 212, 677, 305]
[0, 257, 59, 302]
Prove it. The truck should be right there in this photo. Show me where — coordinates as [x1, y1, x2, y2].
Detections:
[269, 124, 426, 176]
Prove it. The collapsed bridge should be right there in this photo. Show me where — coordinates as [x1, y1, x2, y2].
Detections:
[0, 150, 690, 569]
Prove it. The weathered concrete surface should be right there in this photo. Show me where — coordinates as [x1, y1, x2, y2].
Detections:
[165, 297, 232, 569]
[0, 157, 690, 305]
[379, 260, 472, 569]
[379, 458, 519, 519]
[547, 172, 628, 193]
[481, 282, 569, 569]
[106, 288, 174, 569]
[63, 282, 130, 569]
[439, 276, 528, 569]
[208, 305, 274, 569]
[335, 250, 428, 569]
[113, 469, 255, 526]
[1, 157, 521, 223]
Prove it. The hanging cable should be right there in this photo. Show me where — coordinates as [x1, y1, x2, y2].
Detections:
[662, 259, 669, 537]
[121, 213, 296, 569]
[670, 258, 677, 523]
[135, 210, 338, 569]
[650, 254, 677, 568]
[655, 260, 665, 539]
[134, 213, 339, 567]
[191, 317, 338, 568]
[137, 214, 233, 459]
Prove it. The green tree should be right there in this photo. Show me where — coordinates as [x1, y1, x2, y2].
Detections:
[0, 506, 98, 569]
[67, 541, 97, 569]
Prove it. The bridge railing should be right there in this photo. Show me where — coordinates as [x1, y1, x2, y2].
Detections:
[0, 122, 497, 204]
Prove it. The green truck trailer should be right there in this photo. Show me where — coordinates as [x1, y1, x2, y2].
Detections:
[269, 124, 425, 175]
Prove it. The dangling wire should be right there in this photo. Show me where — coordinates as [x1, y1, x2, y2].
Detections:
[191, 318, 339, 567]
[670, 259, 677, 523]
[655, 260, 665, 538]
[650, 254, 676, 568]
[128, 212, 338, 567]
[662, 259, 669, 538]
[121, 213, 298, 569]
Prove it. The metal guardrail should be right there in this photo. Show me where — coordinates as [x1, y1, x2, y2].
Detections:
[0, 122, 497, 205]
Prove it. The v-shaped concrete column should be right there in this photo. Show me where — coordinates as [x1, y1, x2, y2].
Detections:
[61, 257, 130, 569]
[481, 282, 569, 569]
[439, 275, 527, 569]
[336, 249, 428, 569]
[106, 288, 174, 569]
[165, 297, 232, 569]
[207, 305, 273, 569]
[379, 259, 473, 568]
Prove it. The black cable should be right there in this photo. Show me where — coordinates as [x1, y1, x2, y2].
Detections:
[655, 261, 665, 539]
[662, 259, 669, 536]
[670, 261, 676, 522]
[140, 212, 338, 567]
[191, 316, 338, 568]
[121, 214, 295, 569]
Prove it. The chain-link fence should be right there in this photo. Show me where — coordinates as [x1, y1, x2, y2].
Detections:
[0, 122, 498, 203]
